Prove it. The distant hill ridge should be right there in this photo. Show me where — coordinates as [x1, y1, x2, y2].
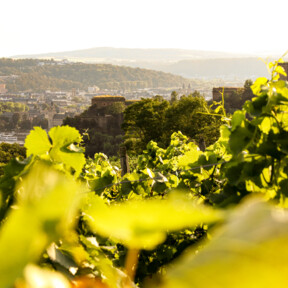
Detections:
[12, 47, 276, 80]
[13, 47, 246, 62]
[0, 58, 190, 92]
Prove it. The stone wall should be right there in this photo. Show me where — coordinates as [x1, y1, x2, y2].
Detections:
[91, 95, 126, 108]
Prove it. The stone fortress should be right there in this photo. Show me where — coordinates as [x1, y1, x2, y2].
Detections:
[212, 62, 288, 103]
[68, 95, 138, 136]
[212, 87, 245, 102]
[79, 95, 125, 134]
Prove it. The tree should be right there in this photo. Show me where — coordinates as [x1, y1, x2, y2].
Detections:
[153, 95, 165, 101]
[20, 119, 32, 131]
[164, 93, 221, 147]
[0, 143, 26, 163]
[122, 98, 169, 153]
[244, 79, 253, 91]
[0, 143, 26, 175]
[122, 93, 222, 153]
[170, 91, 178, 103]
[105, 102, 125, 115]
[11, 113, 20, 128]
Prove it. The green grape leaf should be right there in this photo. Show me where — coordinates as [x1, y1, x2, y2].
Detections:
[24, 126, 85, 177]
[24, 127, 52, 156]
[0, 162, 81, 287]
[157, 199, 288, 288]
[0, 156, 32, 220]
[229, 123, 255, 155]
[219, 125, 230, 142]
[251, 77, 268, 96]
[49, 126, 86, 177]
[224, 161, 245, 185]
[271, 80, 288, 100]
[275, 65, 287, 76]
[90, 174, 115, 194]
[120, 172, 143, 196]
[49, 125, 82, 148]
[259, 117, 272, 134]
[46, 243, 78, 276]
[251, 77, 268, 95]
[82, 194, 223, 250]
[245, 94, 268, 116]
[178, 149, 202, 168]
[66, 143, 85, 153]
[231, 110, 245, 131]
[152, 181, 168, 194]
[268, 62, 274, 70]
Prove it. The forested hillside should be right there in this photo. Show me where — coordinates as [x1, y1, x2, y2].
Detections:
[0, 58, 190, 92]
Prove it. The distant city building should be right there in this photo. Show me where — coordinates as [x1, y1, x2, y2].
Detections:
[52, 113, 67, 127]
[52, 99, 70, 106]
[0, 83, 7, 94]
[0, 132, 18, 144]
[88, 86, 100, 93]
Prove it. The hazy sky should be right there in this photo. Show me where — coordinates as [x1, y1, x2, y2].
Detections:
[1, 0, 288, 57]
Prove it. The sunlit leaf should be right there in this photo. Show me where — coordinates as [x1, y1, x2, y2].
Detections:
[251, 77, 268, 96]
[0, 163, 81, 287]
[259, 117, 272, 134]
[49, 126, 86, 176]
[82, 194, 223, 249]
[25, 127, 51, 157]
[24, 126, 85, 177]
[229, 123, 255, 154]
[22, 264, 70, 288]
[231, 110, 245, 131]
[275, 65, 287, 76]
[178, 149, 202, 168]
[157, 198, 288, 288]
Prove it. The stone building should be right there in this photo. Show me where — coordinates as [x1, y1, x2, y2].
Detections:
[279, 63, 288, 81]
[212, 85, 254, 113]
[52, 113, 67, 127]
[212, 87, 244, 102]
[64, 95, 128, 157]
[0, 83, 7, 94]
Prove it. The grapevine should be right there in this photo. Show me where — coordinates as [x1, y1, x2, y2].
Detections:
[1, 59, 288, 287]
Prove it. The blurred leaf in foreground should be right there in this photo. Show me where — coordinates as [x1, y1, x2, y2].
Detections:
[156, 198, 288, 288]
[15, 264, 70, 288]
[0, 162, 81, 287]
[82, 194, 223, 250]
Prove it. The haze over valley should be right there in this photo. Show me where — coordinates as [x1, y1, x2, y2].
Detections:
[13, 47, 274, 80]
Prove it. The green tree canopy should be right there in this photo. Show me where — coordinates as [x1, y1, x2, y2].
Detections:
[164, 93, 221, 147]
[122, 98, 170, 153]
[122, 93, 222, 153]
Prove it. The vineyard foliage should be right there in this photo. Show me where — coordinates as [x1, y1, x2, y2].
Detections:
[1, 59, 288, 287]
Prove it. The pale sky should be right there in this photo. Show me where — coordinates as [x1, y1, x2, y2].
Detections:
[1, 0, 288, 57]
